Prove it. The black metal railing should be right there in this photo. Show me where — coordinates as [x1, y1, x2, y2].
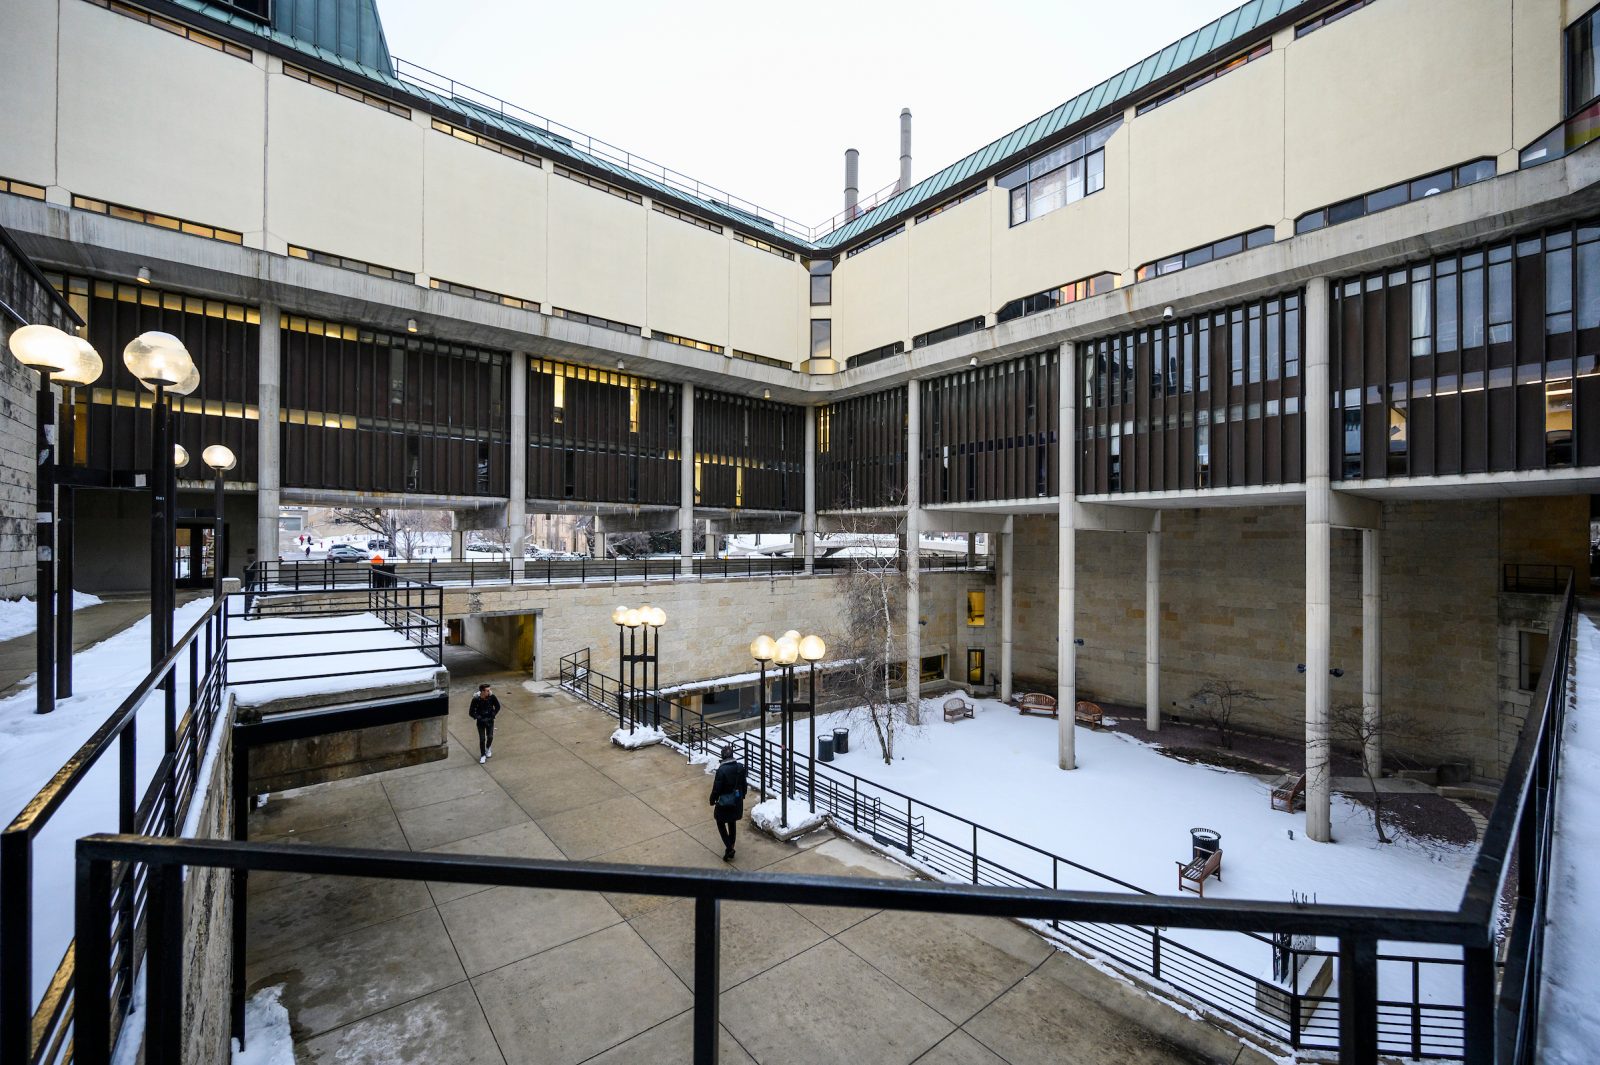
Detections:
[244, 553, 989, 592]
[557, 650, 1466, 1056]
[1501, 564, 1573, 595]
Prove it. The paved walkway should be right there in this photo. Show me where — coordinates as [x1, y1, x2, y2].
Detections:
[0, 591, 209, 699]
[244, 656, 1257, 1065]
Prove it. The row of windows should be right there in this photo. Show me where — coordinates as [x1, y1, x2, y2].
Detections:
[87, 0, 252, 60]
[287, 245, 415, 284]
[553, 165, 643, 204]
[730, 349, 790, 369]
[997, 272, 1116, 324]
[73, 195, 244, 245]
[1135, 42, 1270, 116]
[998, 118, 1119, 228]
[1294, 0, 1376, 38]
[651, 330, 723, 355]
[0, 177, 46, 201]
[653, 203, 723, 234]
[550, 307, 642, 336]
[845, 225, 904, 259]
[914, 186, 985, 224]
[846, 341, 905, 371]
[430, 119, 542, 167]
[734, 234, 795, 260]
[914, 316, 986, 350]
[428, 278, 539, 312]
[284, 64, 410, 119]
[1295, 159, 1495, 235]
[1136, 226, 1274, 282]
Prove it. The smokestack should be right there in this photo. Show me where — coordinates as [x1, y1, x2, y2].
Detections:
[844, 148, 859, 215]
[898, 108, 912, 193]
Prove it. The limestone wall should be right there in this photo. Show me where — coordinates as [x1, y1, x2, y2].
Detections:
[180, 710, 235, 1065]
[0, 316, 37, 599]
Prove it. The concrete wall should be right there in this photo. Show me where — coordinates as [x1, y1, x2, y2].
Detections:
[180, 712, 235, 1065]
[69, 486, 259, 593]
[463, 612, 534, 672]
[0, 316, 38, 598]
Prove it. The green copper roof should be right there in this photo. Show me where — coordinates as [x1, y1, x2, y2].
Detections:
[170, 0, 392, 73]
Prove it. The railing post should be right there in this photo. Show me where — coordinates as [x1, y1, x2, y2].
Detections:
[118, 720, 136, 1008]
[971, 823, 979, 884]
[1410, 959, 1422, 1060]
[1289, 977, 1302, 1048]
[1338, 935, 1378, 1065]
[1051, 859, 1059, 931]
[1151, 926, 1161, 980]
[0, 832, 32, 1065]
[145, 860, 184, 1065]
[852, 777, 859, 831]
[231, 732, 251, 1051]
[693, 895, 720, 1065]
[74, 851, 114, 1065]
[1461, 944, 1496, 1065]
[906, 797, 914, 857]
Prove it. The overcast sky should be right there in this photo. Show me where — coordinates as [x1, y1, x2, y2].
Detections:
[376, 1, 1245, 229]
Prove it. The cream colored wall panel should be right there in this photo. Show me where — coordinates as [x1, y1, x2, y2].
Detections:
[1514, 0, 1564, 147]
[1285, 0, 1512, 216]
[267, 73, 420, 270]
[422, 132, 547, 304]
[990, 129, 1131, 303]
[833, 232, 909, 360]
[545, 175, 646, 326]
[0, 0, 59, 186]
[646, 210, 729, 346]
[729, 244, 802, 364]
[907, 193, 992, 336]
[58, 1, 265, 232]
[1128, 52, 1285, 267]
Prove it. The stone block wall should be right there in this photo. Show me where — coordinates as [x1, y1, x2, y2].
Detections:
[248, 716, 448, 792]
[0, 317, 38, 599]
[181, 711, 234, 1065]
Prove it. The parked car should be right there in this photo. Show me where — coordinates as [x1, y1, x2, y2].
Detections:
[366, 538, 392, 551]
[465, 542, 506, 554]
[326, 544, 369, 561]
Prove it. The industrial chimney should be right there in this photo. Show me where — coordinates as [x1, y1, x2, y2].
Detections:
[844, 148, 860, 216]
[898, 108, 912, 193]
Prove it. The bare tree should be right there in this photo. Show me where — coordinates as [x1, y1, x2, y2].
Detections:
[830, 510, 920, 764]
[331, 507, 442, 561]
[1326, 703, 1456, 845]
[1187, 678, 1264, 750]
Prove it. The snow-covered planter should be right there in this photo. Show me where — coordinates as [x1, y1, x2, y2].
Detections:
[750, 798, 827, 840]
[611, 725, 666, 749]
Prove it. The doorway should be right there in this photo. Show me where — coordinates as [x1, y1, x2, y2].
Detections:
[966, 648, 985, 686]
[174, 522, 223, 589]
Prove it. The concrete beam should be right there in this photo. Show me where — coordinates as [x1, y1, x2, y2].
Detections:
[1074, 502, 1160, 534]
[1329, 490, 1383, 531]
[917, 508, 1014, 534]
[704, 516, 803, 535]
[597, 512, 681, 534]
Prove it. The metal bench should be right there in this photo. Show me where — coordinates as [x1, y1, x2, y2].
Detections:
[1176, 848, 1223, 897]
[942, 697, 975, 722]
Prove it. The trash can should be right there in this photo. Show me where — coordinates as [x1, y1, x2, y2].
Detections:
[833, 727, 850, 754]
[1190, 827, 1221, 861]
[817, 736, 835, 762]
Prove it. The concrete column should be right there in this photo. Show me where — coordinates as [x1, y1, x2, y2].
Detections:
[1304, 279, 1333, 843]
[680, 384, 695, 575]
[450, 526, 465, 560]
[1362, 527, 1383, 780]
[507, 353, 527, 578]
[1058, 343, 1077, 770]
[905, 382, 921, 722]
[1146, 514, 1161, 732]
[999, 522, 1014, 702]
[255, 303, 280, 564]
[803, 406, 817, 574]
[966, 535, 977, 568]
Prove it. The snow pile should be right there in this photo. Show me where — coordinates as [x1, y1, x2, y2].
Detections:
[750, 798, 826, 839]
[611, 725, 666, 749]
[227, 611, 440, 704]
[686, 749, 721, 773]
[1537, 612, 1600, 1063]
[231, 985, 295, 1065]
[0, 590, 103, 642]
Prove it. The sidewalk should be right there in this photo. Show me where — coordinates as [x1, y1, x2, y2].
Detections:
[0, 591, 209, 699]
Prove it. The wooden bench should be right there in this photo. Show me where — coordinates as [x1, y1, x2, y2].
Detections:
[1271, 773, 1306, 813]
[1016, 692, 1058, 718]
[1176, 848, 1223, 897]
[942, 697, 975, 722]
[1074, 700, 1104, 728]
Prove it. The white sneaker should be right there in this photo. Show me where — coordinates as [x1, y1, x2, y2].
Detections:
[487, 747, 493, 758]
[479, 754, 487, 764]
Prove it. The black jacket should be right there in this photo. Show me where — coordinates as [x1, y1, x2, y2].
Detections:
[709, 759, 748, 823]
[468, 694, 501, 721]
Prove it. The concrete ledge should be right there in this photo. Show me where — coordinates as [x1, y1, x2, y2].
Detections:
[232, 668, 450, 715]
[248, 716, 448, 793]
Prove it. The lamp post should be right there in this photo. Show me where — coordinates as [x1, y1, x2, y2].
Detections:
[202, 445, 237, 601]
[123, 331, 198, 667]
[641, 604, 666, 727]
[57, 338, 101, 699]
[749, 634, 777, 798]
[799, 634, 827, 812]
[6, 326, 103, 714]
[612, 605, 630, 728]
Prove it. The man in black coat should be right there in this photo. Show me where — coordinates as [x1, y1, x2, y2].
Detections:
[468, 683, 501, 764]
[708, 744, 748, 861]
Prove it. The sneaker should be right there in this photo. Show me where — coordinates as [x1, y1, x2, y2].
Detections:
[479, 754, 487, 764]
[723, 849, 735, 862]
[487, 747, 493, 758]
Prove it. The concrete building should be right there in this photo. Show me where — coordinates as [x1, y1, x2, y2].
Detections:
[4, 0, 1600, 841]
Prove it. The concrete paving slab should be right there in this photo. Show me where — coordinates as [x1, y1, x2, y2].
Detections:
[589, 829, 731, 919]
[247, 907, 466, 1040]
[632, 773, 720, 829]
[581, 1009, 755, 1064]
[472, 923, 692, 1065]
[248, 871, 435, 961]
[375, 738, 479, 780]
[839, 910, 1054, 1024]
[295, 981, 506, 1065]
[492, 757, 625, 820]
[396, 787, 531, 851]
[762, 838, 911, 935]
[912, 1030, 1012, 1065]
[720, 939, 954, 1065]
[535, 793, 677, 860]
[439, 884, 623, 976]
[424, 820, 566, 905]
[252, 810, 409, 896]
[383, 764, 509, 811]
[679, 818, 806, 871]
[252, 777, 393, 838]
[630, 898, 829, 992]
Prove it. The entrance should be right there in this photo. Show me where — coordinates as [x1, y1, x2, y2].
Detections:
[174, 522, 223, 589]
[967, 648, 985, 686]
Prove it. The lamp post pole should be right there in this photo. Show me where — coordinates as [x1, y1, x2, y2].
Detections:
[35, 366, 56, 713]
[807, 660, 817, 812]
[149, 382, 168, 667]
[757, 660, 768, 796]
[616, 620, 626, 726]
[780, 661, 790, 830]
[203, 445, 237, 603]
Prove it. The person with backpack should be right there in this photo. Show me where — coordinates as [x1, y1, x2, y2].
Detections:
[468, 683, 501, 764]
[708, 744, 748, 861]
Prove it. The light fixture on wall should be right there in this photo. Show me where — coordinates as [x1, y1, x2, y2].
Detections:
[406, 318, 418, 334]
[136, 266, 151, 285]
[616, 359, 625, 370]
[968, 356, 978, 367]
[763, 388, 771, 400]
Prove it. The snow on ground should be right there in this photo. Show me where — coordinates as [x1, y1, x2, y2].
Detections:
[231, 985, 295, 1065]
[0, 590, 104, 642]
[760, 699, 1477, 1000]
[1537, 611, 1600, 1063]
[611, 725, 665, 749]
[226, 611, 440, 703]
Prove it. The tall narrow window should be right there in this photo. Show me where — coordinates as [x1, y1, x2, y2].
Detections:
[1411, 270, 1433, 356]
[810, 260, 833, 305]
[1579, 231, 1600, 331]
[1436, 266, 1459, 352]
[1548, 382, 1574, 465]
[1198, 320, 1212, 391]
[1462, 255, 1486, 348]
[810, 320, 832, 361]
[1266, 304, 1281, 380]
[1568, 7, 1600, 117]
[1342, 407, 1362, 479]
[1285, 297, 1301, 377]
[1547, 242, 1574, 334]
[1230, 310, 1245, 386]
[1489, 248, 1514, 343]
[1248, 304, 1264, 383]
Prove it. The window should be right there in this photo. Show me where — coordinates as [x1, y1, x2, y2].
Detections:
[288, 245, 414, 283]
[88, 0, 253, 59]
[1135, 42, 1271, 115]
[284, 64, 409, 118]
[651, 330, 723, 355]
[553, 165, 642, 204]
[845, 225, 904, 258]
[810, 320, 832, 362]
[653, 203, 722, 233]
[919, 654, 947, 683]
[998, 118, 1120, 227]
[73, 195, 243, 245]
[914, 186, 985, 224]
[996, 272, 1115, 323]
[913, 317, 986, 349]
[431, 119, 541, 166]
[735, 234, 795, 260]
[730, 349, 790, 369]
[1547, 381, 1574, 465]
[1387, 403, 1408, 477]
[1295, 159, 1495, 234]
[810, 260, 833, 305]
[1570, 6, 1600, 117]
[846, 341, 905, 370]
[0, 176, 46, 200]
[1295, 0, 1376, 38]
[430, 278, 538, 312]
[1342, 406, 1362, 479]
[1410, 266, 1432, 356]
[1137, 227, 1274, 281]
[550, 307, 642, 335]
[1519, 630, 1551, 691]
[966, 591, 986, 626]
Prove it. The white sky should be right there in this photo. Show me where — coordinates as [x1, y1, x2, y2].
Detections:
[375, 0, 1246, 229]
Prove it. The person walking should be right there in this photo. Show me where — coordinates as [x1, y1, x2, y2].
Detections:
[468, 682, 501, 764]
[708, 744, 748, 861]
